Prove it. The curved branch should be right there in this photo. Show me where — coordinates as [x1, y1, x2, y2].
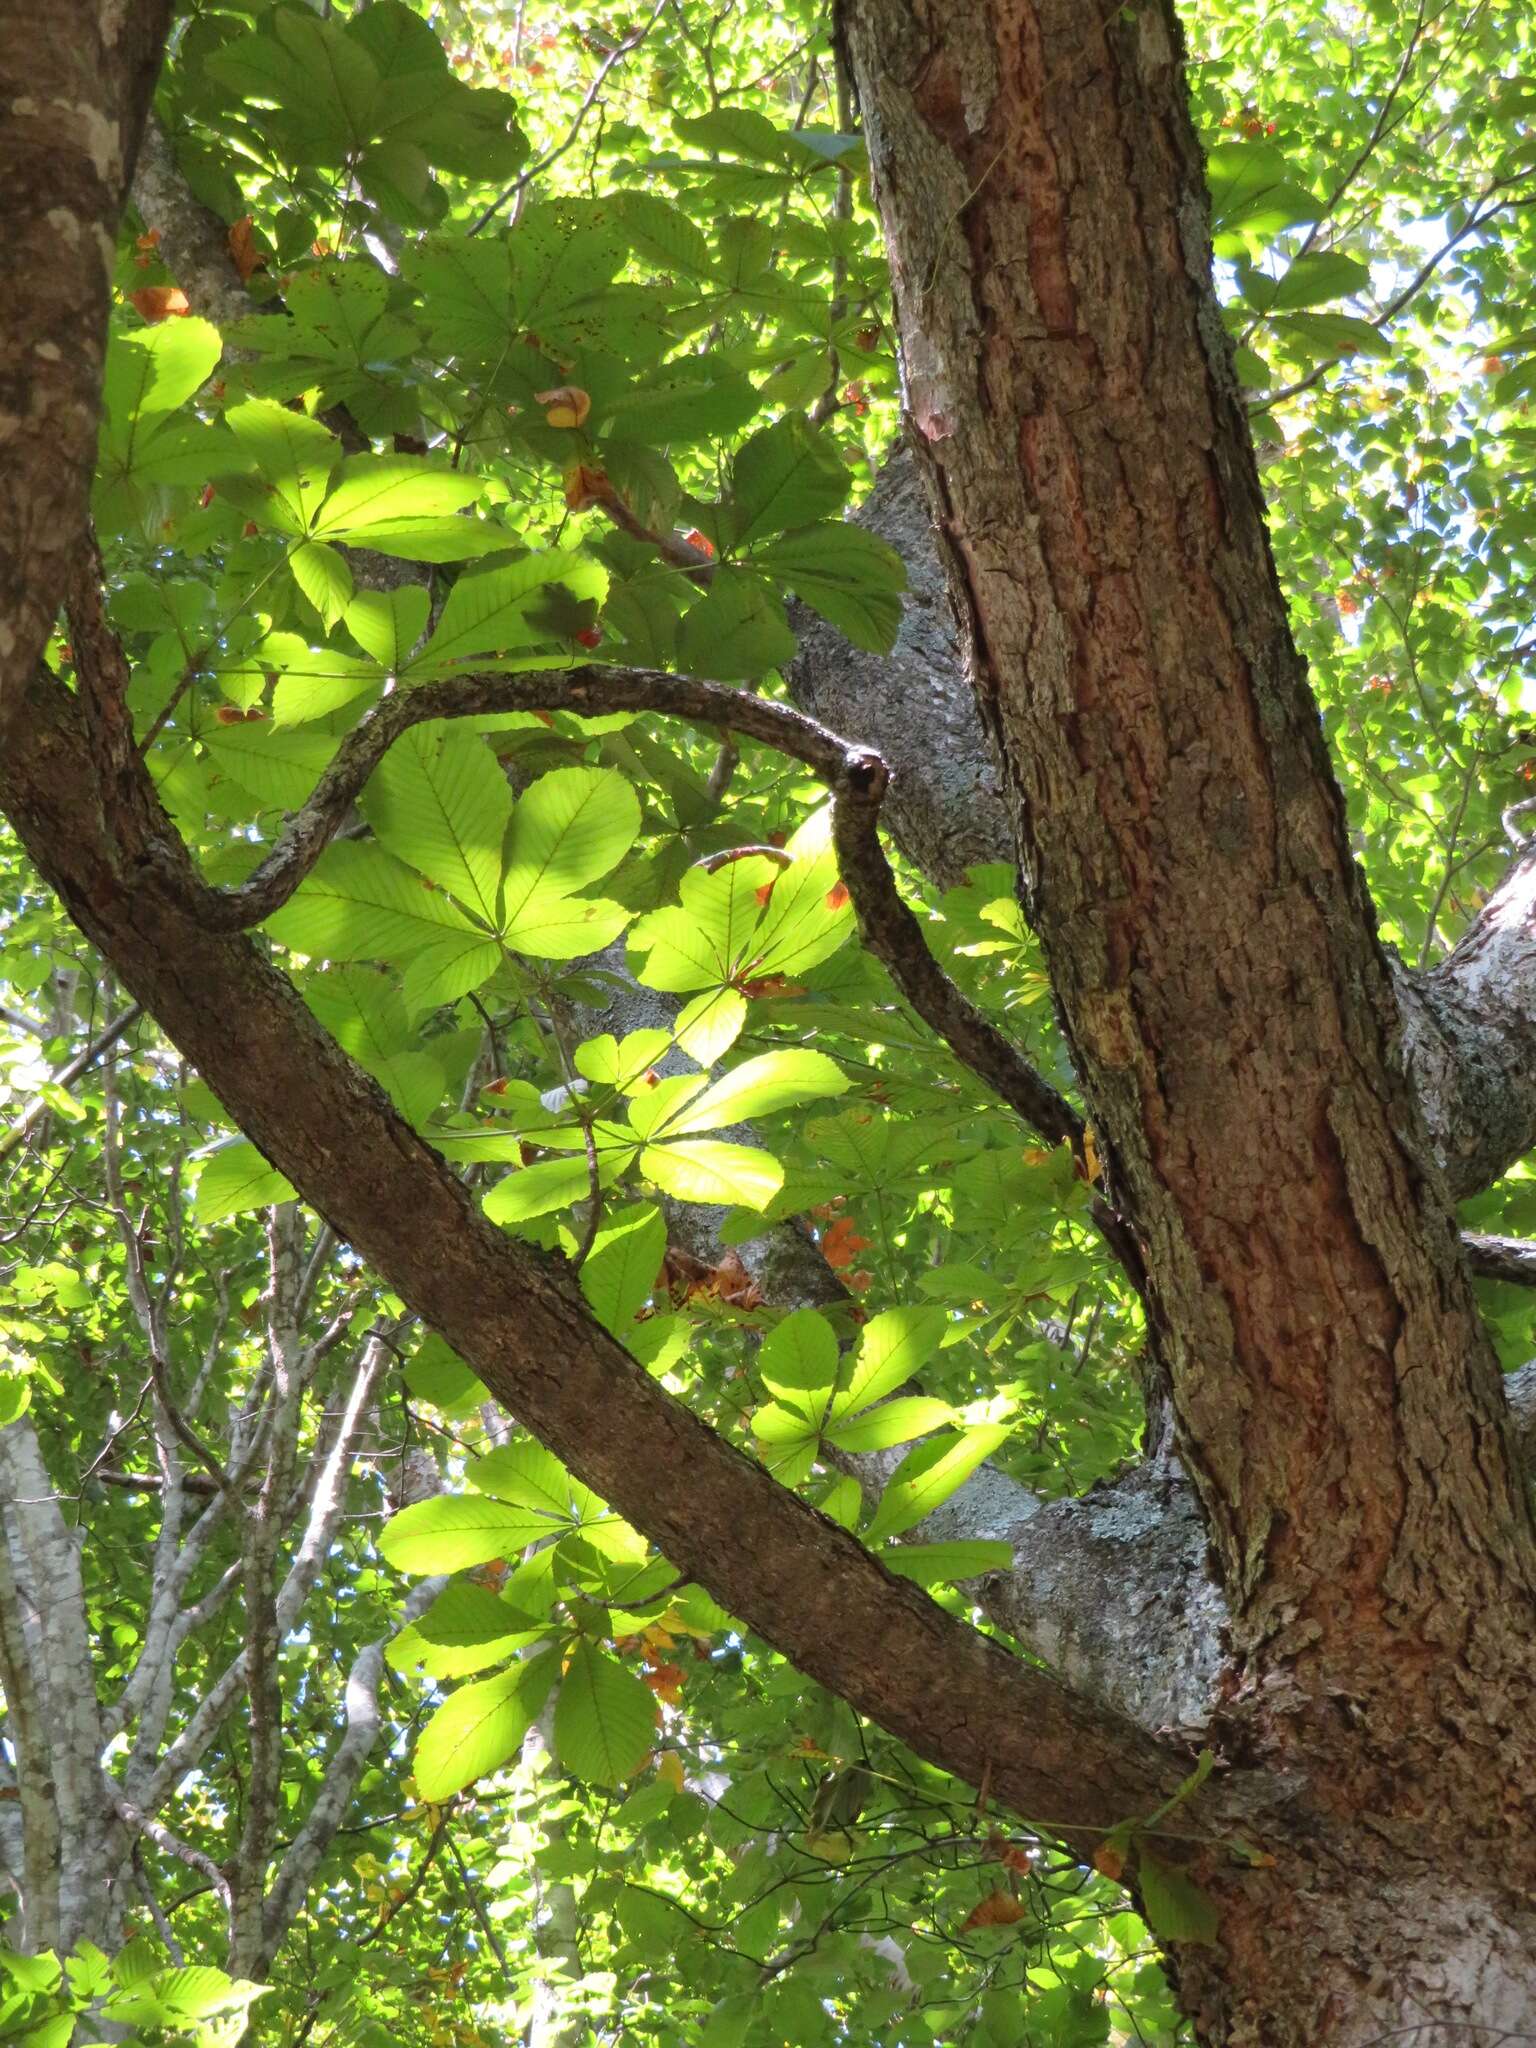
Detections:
[1, 666, 1196, 1844]
[199, 667, 1088, 1162]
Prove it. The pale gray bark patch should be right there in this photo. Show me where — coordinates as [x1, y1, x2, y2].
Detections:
[784, 446, 1013, 893]
[1393, 850, 1536, 1201]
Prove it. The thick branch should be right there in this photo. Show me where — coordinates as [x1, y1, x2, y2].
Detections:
[841, 0, 1536, 1759]
[0, 666, 1193, 1842]
[0, 0, 171, 730]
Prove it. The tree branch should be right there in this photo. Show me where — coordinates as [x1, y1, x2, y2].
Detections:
[1, 664, 1196, 1843]
[199, 668, 1088, 1167]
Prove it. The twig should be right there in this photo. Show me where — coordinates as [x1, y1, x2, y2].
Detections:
[467, 0, 669, 236]
[0, 1003, 144, 1162]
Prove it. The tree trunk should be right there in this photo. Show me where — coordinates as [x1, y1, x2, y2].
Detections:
[837, 0, 1536, 2037]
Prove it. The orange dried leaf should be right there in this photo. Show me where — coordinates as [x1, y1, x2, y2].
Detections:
[963, 1890, 1027, 1930]
[821, 1216, 872, 1271]
[1092, 1841, 1127, 1881]
[228, 215, 266, 281]
[642, 1661, 685, 1704]
[825, 879, 850, 912]
[127, 286, 190, 322]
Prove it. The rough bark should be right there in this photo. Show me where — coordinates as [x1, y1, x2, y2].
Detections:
[838, 0, 1536, 2037]
[0, 0, 171, 730]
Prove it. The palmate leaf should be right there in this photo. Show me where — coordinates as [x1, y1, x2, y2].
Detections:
[864, 1424, 1014, 1543]
[554, 1641, 657, 1786]
[263, 840, 479, 962]
[360, 724, 512, 927]
[640, 1138, 783, 1209]
[379, 1493, 563, 1573]
[654, 1049, 849, 1134]
[412, 1645, 561, 1800]
[627, 855, 779, 993]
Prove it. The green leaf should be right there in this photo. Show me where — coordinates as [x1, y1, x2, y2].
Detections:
[611, 190, 713, 278]
[580, 1204, 666, 1334]
[753, 521, 907, 653]
[288, 540, 354, 627]
[200, 719, 337, 809]
[673, 987, 747, 1066]
[471, 1439, 600, 1524]
[413, 1647, 561, 1799]
[882, 1539, 1013, 1586]
[832, 1306, 949, 1419]
[756, 1307, 839, 1416]
[628, 854, 780, 992]
[502, 767, 641, 932]
[826, 1396, 954, 1452]
[193, 1141, 296, 1224]
[1244, 248, 1371, 313]
[1205, 142, 1318, 256]
[731, 414, 851, 546]
[311, 455, 484, 540]
[677, 570, 796, 682]
[1138, 1848, 1220, 1946]
[378, 1494, 560, 1574]
[657, 1050, 849, 1133]
[864, 1424, 1013, 1542]
[484, 1153, 611, 1225]
[360, 725, 512, 926]
[390, 1581, 545, 1679]
[263, 840, 480, 962]
[103, 319, 222, 452]
[554, 1641, 657, 1785]
[347, 586, 431, 669]
[747, 807, 856, 977]
[640, 1139, 783, 1209]
[223, 398, 340, 530]
[413, 553, 606, 670]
